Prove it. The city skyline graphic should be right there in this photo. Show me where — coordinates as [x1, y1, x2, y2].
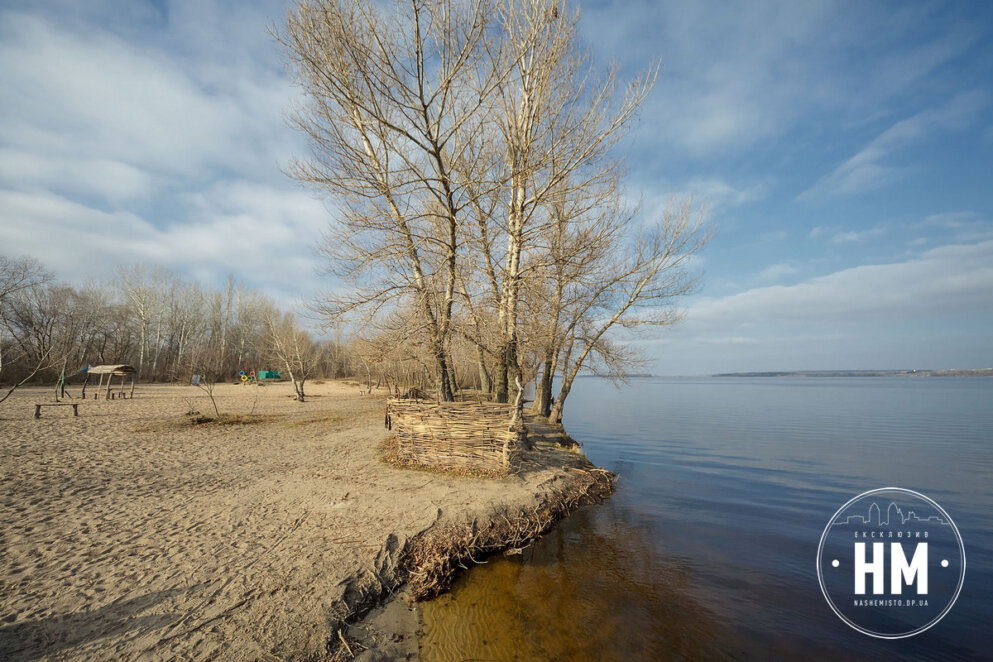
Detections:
[831, 501, 950, 528]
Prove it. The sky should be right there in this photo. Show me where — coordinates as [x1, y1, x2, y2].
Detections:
[1, 0, 991, 375]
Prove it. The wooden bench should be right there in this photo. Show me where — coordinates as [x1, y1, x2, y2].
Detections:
[34, 403, 80, 419]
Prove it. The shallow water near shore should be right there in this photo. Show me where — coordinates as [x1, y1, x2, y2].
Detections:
[420, 377, 993, 660]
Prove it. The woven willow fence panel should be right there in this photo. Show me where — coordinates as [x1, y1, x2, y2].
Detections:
[387, 399, 518, 473]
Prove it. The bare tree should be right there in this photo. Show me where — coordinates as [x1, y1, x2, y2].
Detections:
[547, 202, 708, 423]
[0, 256, 53, 404]
[119, 265, 169, 380]
[280, 0, 514, 401]
[2, 255, 356, 408]
[187, 337, 227, 418]
[166, 281, 206, 380]
[0, 255, 50, 302]
[280, 0, 705, 427]
[263, 308, 322, 402]
[476, 0, 657, 403]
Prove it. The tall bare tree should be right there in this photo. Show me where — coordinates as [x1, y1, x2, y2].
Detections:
[480, 0, 657, 402]
[281, 0, 520, 401]
[282, 0, 707, 422]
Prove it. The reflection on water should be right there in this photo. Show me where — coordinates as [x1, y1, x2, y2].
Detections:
[421, 507, 738, 661]
[421, 378, 993, 661]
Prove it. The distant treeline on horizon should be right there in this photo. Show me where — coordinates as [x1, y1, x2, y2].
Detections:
[711, 369, 993, 378]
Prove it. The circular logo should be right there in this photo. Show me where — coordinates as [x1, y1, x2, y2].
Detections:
[817, 487, 965, 639]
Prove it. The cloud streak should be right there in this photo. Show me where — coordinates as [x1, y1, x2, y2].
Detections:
[684, 240, 993, 331]
[798, 91, 988, 199]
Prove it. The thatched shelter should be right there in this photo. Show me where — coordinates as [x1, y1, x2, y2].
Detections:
[85, 364, 136, 400]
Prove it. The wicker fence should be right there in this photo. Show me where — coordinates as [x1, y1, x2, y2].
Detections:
[386, 399, 521, 474]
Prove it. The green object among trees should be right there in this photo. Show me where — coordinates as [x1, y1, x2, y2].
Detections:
[257, 370, 281, 380]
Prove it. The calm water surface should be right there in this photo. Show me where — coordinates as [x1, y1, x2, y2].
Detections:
[421, 377, 993, 661]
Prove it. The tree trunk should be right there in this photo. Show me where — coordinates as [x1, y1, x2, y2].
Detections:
[549, 373, 574, 425]
[435, 346, 454, 402]
[536, 352, 554, 418]
[475, 344, 491, 394]
[446, 361, 458, 397]
[494, 351, 509, 402]
[549, 334, 576, 425]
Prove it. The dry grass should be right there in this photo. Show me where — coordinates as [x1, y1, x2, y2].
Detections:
[380, 435, 502, 480]
[282, 412, 350, 429]
[130, 403, 381, 434]
[132, 413, 279, 432]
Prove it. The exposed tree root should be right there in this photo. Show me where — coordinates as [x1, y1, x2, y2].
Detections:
[402, 467, 614, 599]
[321, 467, 614, 658]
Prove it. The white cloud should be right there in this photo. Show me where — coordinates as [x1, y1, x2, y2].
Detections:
[0, 8, 304, 194]
[675, 178, 767, 210]
[0, 6, 327, 305]
[918, 211, 981, 230]
[911, 211, 993, 246]
[685, 240, 993, 330]
[809, 225, 885, 243]
[644, 240, 993, 373]
[581, 1, 981, 158]
[632, 177, 766, 228]
[0, 148, 157, 204]
[0, 185, 330, 301]
[2, 15, 235, 176]
[756, 262, 798, 282]
[799, 91, 988, 199]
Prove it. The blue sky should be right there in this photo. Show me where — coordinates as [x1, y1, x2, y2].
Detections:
[1, 1, 991, 374]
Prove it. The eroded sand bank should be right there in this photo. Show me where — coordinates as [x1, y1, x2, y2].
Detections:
[0, 381, 607, 660]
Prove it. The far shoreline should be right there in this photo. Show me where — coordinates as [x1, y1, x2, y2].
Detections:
[571, 369, 993, 379]
[710, 369, 993, 377]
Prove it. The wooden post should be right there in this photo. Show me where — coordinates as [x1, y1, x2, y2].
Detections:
[130, 376, 135, 399]
[96, 373, 104, 400]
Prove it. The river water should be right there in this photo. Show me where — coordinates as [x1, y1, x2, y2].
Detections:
[420, 377, 993, 661]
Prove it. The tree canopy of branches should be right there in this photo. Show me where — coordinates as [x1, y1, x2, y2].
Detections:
[0, 256, 53, 404]
[282, 0, 708, 422]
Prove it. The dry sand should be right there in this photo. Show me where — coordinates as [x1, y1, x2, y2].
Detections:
[0, 380, 600, 660]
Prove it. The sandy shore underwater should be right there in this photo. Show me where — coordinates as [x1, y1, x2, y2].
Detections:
[0, 380, 608, 660]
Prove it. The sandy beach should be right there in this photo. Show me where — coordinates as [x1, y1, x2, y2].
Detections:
[0, 381, 606, 660]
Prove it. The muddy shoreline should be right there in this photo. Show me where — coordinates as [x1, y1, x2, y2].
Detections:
[342, 463, 614, 661]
